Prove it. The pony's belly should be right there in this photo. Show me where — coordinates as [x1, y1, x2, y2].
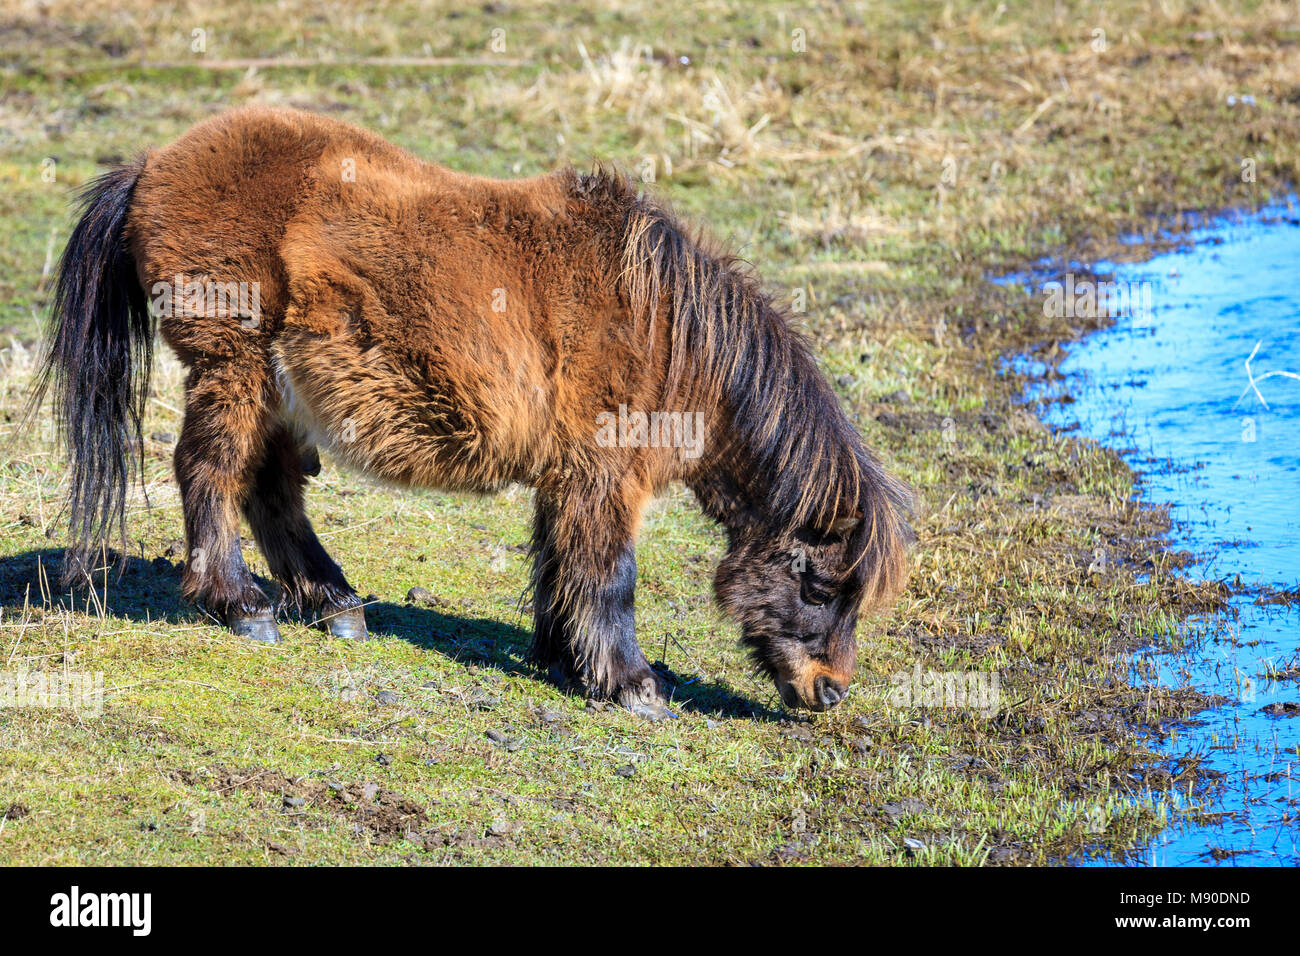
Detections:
[272, 341, 549, 493]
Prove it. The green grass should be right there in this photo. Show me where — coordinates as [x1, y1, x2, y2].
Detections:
[1, 0, 1297, 864]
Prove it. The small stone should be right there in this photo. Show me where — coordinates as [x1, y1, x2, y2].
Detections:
[374, 753, 392, 766]
[880, 798, 927, 821]
[486, 728, 523, 750]
[374, 690, 399, 706]
[614, 764, 635, 778]
[489, 817, 510, 836]
[903, 837, 926, 854]
[283, 795, 305, 808]
[360, 783, 379, 802]
[405, 586, 433, 604]
[781, 724, 814, 743]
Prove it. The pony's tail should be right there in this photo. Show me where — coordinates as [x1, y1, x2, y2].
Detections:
[24, 159, 153, 586]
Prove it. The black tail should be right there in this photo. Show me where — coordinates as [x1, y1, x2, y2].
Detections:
[25, 160, 153, 584]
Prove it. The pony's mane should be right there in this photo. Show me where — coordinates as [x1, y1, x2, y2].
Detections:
[567, 167, 913, 608]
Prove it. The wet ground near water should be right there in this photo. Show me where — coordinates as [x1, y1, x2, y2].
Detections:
[1018, 205, 1300, 865]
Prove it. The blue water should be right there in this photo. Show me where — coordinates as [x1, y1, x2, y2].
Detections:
[1016, 205, 1300, 866]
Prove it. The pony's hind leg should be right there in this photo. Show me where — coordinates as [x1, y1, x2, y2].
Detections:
[530, 475, 673, 719]
[243, 424, 366, 639]
[174, 364, 280, 641]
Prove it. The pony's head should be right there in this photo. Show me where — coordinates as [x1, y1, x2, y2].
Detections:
[713, 483, 910, 711]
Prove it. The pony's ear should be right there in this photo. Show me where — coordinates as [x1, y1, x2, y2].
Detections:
[828, 511, 862, 537]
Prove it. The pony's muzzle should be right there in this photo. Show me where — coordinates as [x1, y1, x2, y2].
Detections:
[814, 674, 845, 709]
[776, 673, 849, 712]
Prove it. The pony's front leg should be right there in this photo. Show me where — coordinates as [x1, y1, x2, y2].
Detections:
[529, 480, 674, 719]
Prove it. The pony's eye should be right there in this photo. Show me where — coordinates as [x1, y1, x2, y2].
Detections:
[800, 575, 832, 607]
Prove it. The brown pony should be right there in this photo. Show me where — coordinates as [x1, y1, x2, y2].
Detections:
[30, 107, 912, 717]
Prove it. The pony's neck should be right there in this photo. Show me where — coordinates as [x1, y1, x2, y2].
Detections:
[609, 171, 860, 533]
[689, 464, 753, 536]
[685, 297, 857, 536]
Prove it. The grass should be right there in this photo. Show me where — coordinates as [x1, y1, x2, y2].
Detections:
[1, 0, 1297, 864]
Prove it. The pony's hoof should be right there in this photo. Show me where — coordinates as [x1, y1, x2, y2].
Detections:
[300, 444, 322, 478]
[617, 673, 677, 721]
[229, 611, 281, 643]
[627, 698, 678, 721]
[320, 606, 368, 640]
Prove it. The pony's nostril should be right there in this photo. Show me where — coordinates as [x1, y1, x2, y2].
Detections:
[815, 675, 845, 709]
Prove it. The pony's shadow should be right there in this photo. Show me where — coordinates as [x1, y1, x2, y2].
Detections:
[0, 548, 782, 721]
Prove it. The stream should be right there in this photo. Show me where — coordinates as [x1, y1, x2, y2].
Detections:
[1017, 204, 1300, 866]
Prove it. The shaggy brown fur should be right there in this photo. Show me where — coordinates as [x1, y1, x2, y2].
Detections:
[32, 106, 912, 714]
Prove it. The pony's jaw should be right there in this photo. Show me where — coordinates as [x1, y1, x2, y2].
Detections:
[775, 675, 804, 710]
